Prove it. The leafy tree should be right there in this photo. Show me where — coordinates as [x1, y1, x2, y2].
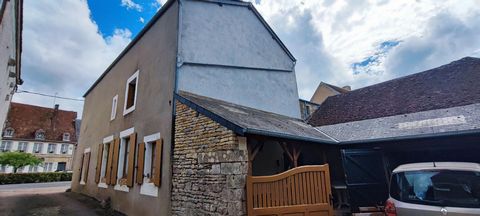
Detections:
[0, 152, 43, 173]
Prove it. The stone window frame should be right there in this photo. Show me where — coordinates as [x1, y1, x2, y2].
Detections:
[47, 143, 57, 154]
[111, 94, 118, 121]
[33, 143, 43, 153]
[114, 127, 134, 192]
[98, 135, 113, 188]
[3, 127, 14, 137]
[140, 132, 161, 197]
[62, 133, 70, 142]
[17, 142, 27, 152]
[123, 70, 139, 116]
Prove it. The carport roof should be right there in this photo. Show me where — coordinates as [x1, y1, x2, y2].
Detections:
[175, 91, 337, 144]
[315, 103, 480, 144]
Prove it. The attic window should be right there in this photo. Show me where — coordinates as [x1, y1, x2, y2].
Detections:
[63, 133, 70, 141]
[3, 127, 14, 137]
[123, 70, 139, 116]
[35, 130, 45, 140]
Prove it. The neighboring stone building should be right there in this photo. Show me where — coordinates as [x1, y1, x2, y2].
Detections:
[1, 103, 77, 173]
[0, 0, 23, 132]
[310, 82, 350, 105]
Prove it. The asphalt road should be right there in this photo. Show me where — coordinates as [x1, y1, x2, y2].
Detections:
[0, 182, 106, 216]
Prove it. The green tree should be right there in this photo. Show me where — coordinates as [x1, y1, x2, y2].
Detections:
[0, 152, 43, 173]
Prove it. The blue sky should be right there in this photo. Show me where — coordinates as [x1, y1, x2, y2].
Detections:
[14, 0, 480, 116]
[87, 0, 158, 37]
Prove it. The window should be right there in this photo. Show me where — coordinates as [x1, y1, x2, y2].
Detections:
[119, 136, 131, 179]
[114, 127, 136, 190]
[3, 127, 14, 137]
[99, 136, 113, 185]
[63, 133, 70, 141]
[61, 144, 69, 154]
[111, 95, 118, 120]
[33, 143, 43, 153]
[44, 162, 54, 172]
[35, 129, 45, 140]
[17, 142, 27, 152]
[28, 165, 39, 173]
[123, 70, 139, 115]
[80, 148, 91, 184]
[0, 141, 11, 152]
[390, 170, 480, 208]
[47, 144, 57, 153]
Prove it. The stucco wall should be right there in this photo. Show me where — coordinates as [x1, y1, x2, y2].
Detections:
[172, 101, 248, 215]
[71, 2, 179, 216]
[310, 85, 339, 105]
[177, 0, 301, 118]
[0, 0, 18, 131]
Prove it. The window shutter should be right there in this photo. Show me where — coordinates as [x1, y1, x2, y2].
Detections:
[126, 133, 137, 187]
[110, 138, 120, 185]
[84, 152, 91, 183]
[153, 139, 163, 187]
[95, 144, 103, 183]
[105, 140, 115, 185]
[136, 142, 145, 185]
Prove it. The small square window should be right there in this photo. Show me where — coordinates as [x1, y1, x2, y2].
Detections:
[123, 70, 139, 115]
[3, 128, 14, 137]
[63, 133, 70, 141]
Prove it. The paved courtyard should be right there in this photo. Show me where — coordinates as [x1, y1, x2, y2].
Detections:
[0, 182, 105, 216]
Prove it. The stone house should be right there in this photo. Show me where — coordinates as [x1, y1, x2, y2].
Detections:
[1, 103, 77, 173]
[0, 0, 23, 131]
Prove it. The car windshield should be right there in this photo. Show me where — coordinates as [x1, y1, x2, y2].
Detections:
[390, 169, 480, 208]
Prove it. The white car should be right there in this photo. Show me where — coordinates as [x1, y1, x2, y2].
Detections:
[385, 162, 480, 216]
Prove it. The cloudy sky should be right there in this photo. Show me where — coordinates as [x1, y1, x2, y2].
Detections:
[13, 0, 480, 117]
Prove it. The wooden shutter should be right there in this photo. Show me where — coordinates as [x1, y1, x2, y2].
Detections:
[110, 138, 120, 185]
[126, 133, 137, 187]
[84, 152, 91, 183]
[153, 139, 163, 187]
[136, 142, 145, 185]
[105, 141, 115, 185]
[95, 144, 103, 183]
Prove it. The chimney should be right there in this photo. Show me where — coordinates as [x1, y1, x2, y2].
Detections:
[54, 104, 59, 111]
[52, 104, 59, 131]
[342, 86, 351, 91]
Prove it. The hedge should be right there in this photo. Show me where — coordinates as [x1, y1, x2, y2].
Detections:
[0, 172, 72, 184]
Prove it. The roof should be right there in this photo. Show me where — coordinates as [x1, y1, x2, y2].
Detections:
[3, 103, 78, 143]
[393, 162, 480, 173]
[176, 91, 336, 144]
[316, 102, 480, 144]
[309, 57, 480, 126]
[83, 0, 295, 97]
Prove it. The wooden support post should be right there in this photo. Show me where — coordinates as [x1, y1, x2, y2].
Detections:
[248, 142, 263, 176]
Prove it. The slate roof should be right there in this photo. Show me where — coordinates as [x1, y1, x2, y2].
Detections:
[3, 103, 78, 143]
[316, 103, 480, 143]
[309, 57, 480, 126]
[176, 91, 336, 144]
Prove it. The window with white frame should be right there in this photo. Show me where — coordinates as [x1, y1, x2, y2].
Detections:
[61, 144, 69, 154]
[3, 127, 14, 137]
[33, 143, 43, 153]
[44, 162, 54, 172]
[143, 133, 160, 181]
[0, 141, 12, 152]
[62, 133, 70, 141]
[47, 143, 56, 153]
[111, 95, 118, 120]
[100, 136, 113, 184]
[17, 142, 27, 152]
[117, 128, 134, 183]
[28, 165, 39, 173]
[123, 71, 139, 115]
[35, 129, 45, 140]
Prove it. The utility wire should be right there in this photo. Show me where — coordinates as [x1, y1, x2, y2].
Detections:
[16, 90, 84, 102]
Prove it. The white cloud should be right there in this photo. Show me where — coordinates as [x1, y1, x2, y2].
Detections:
[14, 0, 132, 117]
[121, 0, 143, 12]
[153, 0, 168, 10]
[139, 17, 145, 23]
[250, 0, 480, 99]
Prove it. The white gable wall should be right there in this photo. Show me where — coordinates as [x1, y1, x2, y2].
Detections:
[177, 0, 301, 118]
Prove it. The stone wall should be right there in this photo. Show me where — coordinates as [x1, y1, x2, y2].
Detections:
[172, 101, 248, 215]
